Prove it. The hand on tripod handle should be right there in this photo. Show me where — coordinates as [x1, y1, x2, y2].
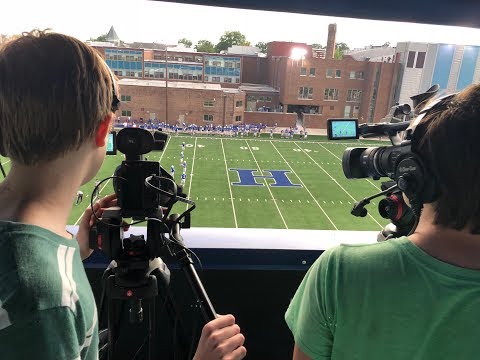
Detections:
[193, 314, 247, 360]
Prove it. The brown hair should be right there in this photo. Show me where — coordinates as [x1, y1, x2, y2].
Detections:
[415, 84, 480, 233]
[0, 29, 115, 164]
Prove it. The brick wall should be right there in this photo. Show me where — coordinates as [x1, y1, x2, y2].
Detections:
[118, 84, 245, 125]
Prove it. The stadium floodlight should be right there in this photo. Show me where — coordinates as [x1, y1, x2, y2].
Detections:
[290, 48, 307, 60]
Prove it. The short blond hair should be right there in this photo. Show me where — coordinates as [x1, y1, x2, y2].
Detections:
[0, 30, 116, 164]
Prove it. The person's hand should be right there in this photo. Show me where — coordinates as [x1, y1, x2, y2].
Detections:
[193, 314, 246, 360]
[76, 193, 117, 260]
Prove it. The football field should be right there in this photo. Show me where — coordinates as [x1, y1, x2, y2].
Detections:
[0, 134, 389, 230]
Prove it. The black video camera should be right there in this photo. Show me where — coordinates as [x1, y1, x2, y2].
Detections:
[89, 128, 191, 260]
[327, 84, 442, 239]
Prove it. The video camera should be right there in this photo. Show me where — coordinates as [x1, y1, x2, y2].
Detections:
[327, 84, 442, 240]
[89, 128, 191, 260]
[88, 127, 216, 359]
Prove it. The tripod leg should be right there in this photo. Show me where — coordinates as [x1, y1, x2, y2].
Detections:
[148, 299, 156, 360]
[107, 296, 116, 360]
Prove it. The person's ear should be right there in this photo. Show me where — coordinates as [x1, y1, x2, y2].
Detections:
[95, 113, 114, 147]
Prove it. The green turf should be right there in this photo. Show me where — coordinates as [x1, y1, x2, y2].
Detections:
[0, 136, 390, 230]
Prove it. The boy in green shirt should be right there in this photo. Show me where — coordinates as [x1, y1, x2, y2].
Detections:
[286, 84, 480, 359]
[0, 30, 245, 360]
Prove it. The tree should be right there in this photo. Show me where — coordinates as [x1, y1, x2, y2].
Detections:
[255, 42, 268, 53]
[382, 41, 391, 47]
[195, 40, 216, 53]
[89, 34, 109, 42]
[334, 42, 350, 60]
[336, 42, 350, 52]
[178, 38, 192, 48]
[215, 31, 250, 53]
[311, 43, 324, 49]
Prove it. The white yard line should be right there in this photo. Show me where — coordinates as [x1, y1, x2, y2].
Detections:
[186, 138, 197, 209]
[294, 142, 383, 229]
[317, 143, 380, 190]
[245, 140, 288, 229]
[220, 139, 238, 228]
[1, 159, 11, 166]
[270, 141, 338, 230]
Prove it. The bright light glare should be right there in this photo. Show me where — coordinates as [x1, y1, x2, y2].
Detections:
[290, 48, 307, 60]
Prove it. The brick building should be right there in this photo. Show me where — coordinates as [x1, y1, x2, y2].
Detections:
[90, 24, 400, 128]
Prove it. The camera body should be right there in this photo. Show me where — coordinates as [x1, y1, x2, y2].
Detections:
[327, 84, 445, 237]
[90, 128, 189, 260]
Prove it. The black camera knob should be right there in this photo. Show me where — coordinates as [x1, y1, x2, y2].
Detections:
[397, 174, 416, 194]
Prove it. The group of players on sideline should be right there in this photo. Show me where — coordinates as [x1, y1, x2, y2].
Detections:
[1, 30, 480, 360]
[116, 118, 309, 139]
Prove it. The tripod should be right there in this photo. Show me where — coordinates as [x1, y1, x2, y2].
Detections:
[99, 214, 216, 360]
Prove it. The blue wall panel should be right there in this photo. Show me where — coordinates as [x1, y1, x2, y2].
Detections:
[431, 44, 455, 89]
[456, 46, 480, 91]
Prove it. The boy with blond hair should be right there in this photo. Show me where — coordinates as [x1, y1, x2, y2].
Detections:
[0, 31, 245, 360]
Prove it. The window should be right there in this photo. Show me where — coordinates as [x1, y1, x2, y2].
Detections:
[235, 78, 240, 83]
[236, 100, 243, 107]
[300, 67, 307, 76]
[326, 68, 333, 78]
[121, 95, 131, 102]
[114, 70, 123, 76]
[350, 71, 356, 79]
[204, 100, 215, 107]
[335, 69, 341, 78]
[184, 56, 193, 62]
[258, 96, 265, 101]
[407, 51, 416, 68]
[356, 71, 365, 79]
[416, 52, 426, 68]
[309, 68, 316, 76]
[324, 88, 339, 101]
[344, 105, 351, 117]
[298, 87, 313, 99]
[203, 114, 213, 122]
[121, 110, 131, 117]
[347, 89, 362, 102]
[126, 71, 136, 77]
[205, 76, 209, 81]
[330, 106, 335, 110]
[224, 77, 232, 83]
[353, 106, 360, 117]
[235, 115, 242, 122]
[212, 61, 222, 66]
[195, 56, 203, 63]
[266, 96, 272, 102]
[247, 95, 256, 101]
[212, 76, 220, 82]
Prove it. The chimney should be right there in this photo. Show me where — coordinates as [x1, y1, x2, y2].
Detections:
[326, 23, 337, 59]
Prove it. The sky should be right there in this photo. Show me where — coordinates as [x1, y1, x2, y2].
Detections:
[3, 0, 480, 49]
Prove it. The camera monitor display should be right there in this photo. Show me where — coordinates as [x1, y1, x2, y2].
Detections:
[106, 131, 117, 155]
[327, 119, 359, 140]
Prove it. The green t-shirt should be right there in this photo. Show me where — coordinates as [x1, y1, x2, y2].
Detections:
[0, 221, 98, 360]
[285, 236, 480, 360]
